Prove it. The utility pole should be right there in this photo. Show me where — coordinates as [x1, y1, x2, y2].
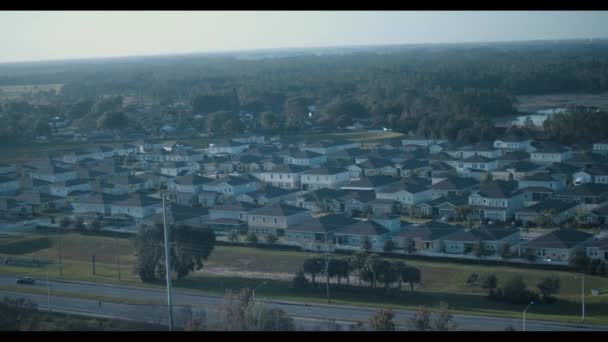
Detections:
[582, 275, 585, 322]
[325, 232, 330, 304]
[92, 254, 96, 275]
[162, 194, 174, 331]
[114, 232, 121, 280]
[57, 225, 63, 277]
[46, 268, 51, 312]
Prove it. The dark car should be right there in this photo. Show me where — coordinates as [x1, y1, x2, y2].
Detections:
[16, 277, 35, 285]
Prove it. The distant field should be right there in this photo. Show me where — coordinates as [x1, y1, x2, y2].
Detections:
[1, 232, 607, 325]
[516, 92, 608, 112]
[0, 83, 63, 99]
[282, 131, 403, 145]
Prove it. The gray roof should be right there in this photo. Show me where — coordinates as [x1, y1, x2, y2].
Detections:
[521, 172, 564, 182]
[477, 180, 519, 198]
[209, 175, 256, 186]
[173, 174, 215, 186]
[358, 157, 394, 169]
[516, 199, 579, 214]
[497, 161, 540, 172]
[287, 214, 358, 234]
[335, 220, 390, 236]
[267, 164, 311, 174]
[210, 201, 260, 212]
[343, 175, 399, 189]
[249, 202, 310, 217]
[378, 182, 428, 195]
[461, 155, 494, 163]
[112, 194, 161, 208]
[394, 220, 463, 240]
[524, 229, 594, 249]
[431, 176, 478, 191]
[560, 184, 608, 197]
[302, 167, 348, 175]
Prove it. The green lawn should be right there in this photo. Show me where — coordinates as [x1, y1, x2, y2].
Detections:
[1, 232, 607, 325]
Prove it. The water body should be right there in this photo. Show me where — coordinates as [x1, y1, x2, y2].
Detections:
[512, 107, 567, 127]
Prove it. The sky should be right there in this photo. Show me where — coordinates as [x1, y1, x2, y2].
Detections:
[1, 11, 608, 63]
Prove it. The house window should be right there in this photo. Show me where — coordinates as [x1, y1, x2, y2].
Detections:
[262, 218, 266, 223]
[274, 218, 277, 224]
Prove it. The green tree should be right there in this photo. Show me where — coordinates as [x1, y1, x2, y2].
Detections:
[408, 306, 431, 331]
[432, 301, 457, 331]
[258, 307, 295, 331]
[481, 274, 498, 298]
[134, 224, 163, 282]
[473, 239, 485, 258]
[536, 276, 560, 303]
[383, 240, 396, 253]
[348, 251, 368, 286]
[292, 268, 309, 291]
[499, 242, 512, 259]
[246, 232, 258, 243]
[228, 230, 239, 243]
[501, 274, 532, 304]
[303, 258, 325, 285]
[403, 237, 416, 254]
[59, 216, 72, 229]
[362, 235, 373, 252]
[401, 266, 421, 292]
[571, 250, 590, 272]
[265, 234, 278, 244]
[368, 308, 396, 331]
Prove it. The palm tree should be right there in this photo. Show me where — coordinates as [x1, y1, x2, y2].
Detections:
[348, 251, 368, 287]
[391, 261, 408, 291]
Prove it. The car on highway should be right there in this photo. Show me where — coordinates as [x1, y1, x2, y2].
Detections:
[16, 276, 35, 285]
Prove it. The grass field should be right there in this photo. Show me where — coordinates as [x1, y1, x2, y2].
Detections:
[516, 92, 608, 112]
[1, 233, 607, 325]
[0, 83, 63, 100]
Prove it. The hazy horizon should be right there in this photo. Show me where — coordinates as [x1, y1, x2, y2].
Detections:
[1, 11, 608, 64]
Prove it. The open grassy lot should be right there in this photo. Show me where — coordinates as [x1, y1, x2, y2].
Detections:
[1, 232, 607, 325]
[516, 92, 608, 112]
[281, 131, 403, 145]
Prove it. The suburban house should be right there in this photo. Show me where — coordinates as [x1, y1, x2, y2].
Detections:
[164, 150, 205, 163]
[102, 175, 153, 195]
[518, 172, 567, 192]
[581, 203, 608, 225]
[0, 175, 21, 195]
[397, 159, 432, 178]
[554, 184, 608, 204]
[442, 225, 520, 255]
[29, 165, 78, 183]
[15, 191, 69, 213]
[468, 180, 525, 221]
[376, 182, 434, 206]
[337, 190, 377, 216]
[333, 220, 391, 249]
[147, 203, 209, 228]
[252, 164, 310, 189]
[203, 175, 259, 197]
[429, 162, 457, 183]
[159, 161, 199, 177]
[565, 152, 607, 168]
[392, 220, 464, 252]
[109, 194, 162, 219]
[235, 185, 300, 206]
[167, 174, 215, 205]
[247, 202, 312, 237]
[287, 188, 345, 213]
[496, 151, 531, 168]
[208, 201, 260, 223]
[493, 135, 533, 151]
[518, 229, 595, 263]
[593, 139, 608, 155]
[514, 199, 580, 225]
[460, 142, 503, 159]
[456, 155, 499, 175]
[530, 143, 572, 164]
[572, 164, 608, 185]
[586, 237, 608, 262]
[0, 198, 33, 219]
[544, 162, 582, 184]
[283, 149, 327, 167]
[301, 167, 350, 190]
[491, 161, 543, 181]
[358, 157, 399, 177]
[368, 199, 400, 215]
[286, 213, 358, 248]
[71, 193, 128, 216]
[208, 141, 249, 155]
[48, 178, 92, 197]
[340, 175, 400, 192]
[430, 176, 479, 198]
[415, 194, 469, 219]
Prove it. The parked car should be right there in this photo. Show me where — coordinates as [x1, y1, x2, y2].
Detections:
[16, 276, 35, 285]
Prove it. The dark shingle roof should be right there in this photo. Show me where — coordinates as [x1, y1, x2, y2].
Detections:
[267, 164, 311, 174]
[561, 184, 608, 197]
[173, 174, 215, 186]
[112, 194, 161, 207]
[524, 229, 594, 249]
[302, 167, 348, 175]
[358, 157, 394, 169]
[477, 180, 519, 198]
[517, 199, 578, 214]
[249, 202, 310, 217]
[343, 175, 399, 189]
[432, 176, 479, 191]
[461, 155, 494, 163]
[378, 182, 428, 194]
[335, 220, 390, 236]
[394, 220, 463, 240]
[210, 201, 260, 212]
[287, 214, 358, 233]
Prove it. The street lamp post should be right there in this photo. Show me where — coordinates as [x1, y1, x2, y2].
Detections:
[252, 281, 267, 304]
[45, 268, 51, 312]
[575, 275, 585, 322]
[522, 301, 534, 332]
[162, 194, 174, 331]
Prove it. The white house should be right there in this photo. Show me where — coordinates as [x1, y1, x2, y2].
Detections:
[0, 175, 21, 195]
[376, 182, 434, 206]
[493, 135, 533, 151]
[247, 203, 312, 237]
[300, 167, 350, 190]
[48, 178, 91, 197]
[530, 143, 572, 164]
[29, 166, 78, 183]
[573, 165, 608, 185]
[159, 162, 199, 177]
[519, 229, 595, 263]
[283, 150, 327, 167]
[209, 142, 249, 155]
[468, 180, 526, 222]
[203, 175, 259, 197]
[110, 194, 162, 219]
[251, 164, 310, 189]
[456, 155, 499, 174]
